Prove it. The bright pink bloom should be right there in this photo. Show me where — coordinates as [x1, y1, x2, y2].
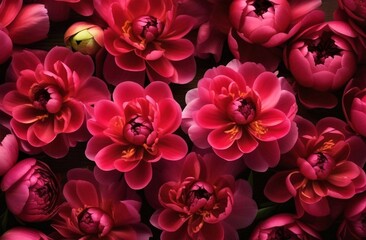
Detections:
[1, 227, 49, 240]
[150, 152, 257, 240]
[93, 0, 196, 85]
[51, 167, 152, 239]
[249, 214, 322, 240]
[284, 21, 359, 109]
[265, 117, 366, 217]
[0, 0, 49, 63]
[0, 124, 18, 176]
[1, 158, 60, 222]
[86, 81, 188, 189]
[337, 0, 366, 26]
[229, 0, 323, 47]
[337, 193, 366, 240]
[182, 60, 298, 172]
[0, 47, 110, 158]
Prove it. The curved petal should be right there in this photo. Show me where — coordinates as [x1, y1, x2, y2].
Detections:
[124, 161, 152, 189]
[0, 30, 12, 64]
[113, 81, 145, 105]
[157, 209, 187, 232]
[158, 134, 187, 161]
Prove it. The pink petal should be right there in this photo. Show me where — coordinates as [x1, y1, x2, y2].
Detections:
[147, 57, 175, 78]
[64, 51, 94, 81]
[124, 161, 152, 190]
[157, 209, 187, 232]
[44, 47, 72, 72]
[244, 141, 280, 172]
[162, 39, 194, 61]
[76, 77, 111, 104]
[208, 126, 237, 150]
[1, 158, 36, 191]
[145, 81, 173, 100]
[113, 81, 144, 106]
[0, 30, 12, 64]
[158, 134, 187, 160]
[300, 197, 330, 217]
[63, 180, 99, 208]
[196, 104, 230, 129]
[12, 105, 43, 124]
[236, 130, 258, 153]
[94, 143, 123, 171]
[42, 134, 69, 158]
[264, 171, 293, 203]
[85, 136, 113, 161]
[213, 142, 243, 161]
[115, 51, 146, 72]
[157, 99, 182, 135]
[252, 72, 281, 109]
[5, 184, 29, 215]
[0, 0, 22, 27]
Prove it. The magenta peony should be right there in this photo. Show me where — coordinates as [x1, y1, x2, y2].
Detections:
[0, 47, 110, 158]
[1, 227, 49, 240]
[150, 152, 257, 240]
[93, 0, 196, 85]
[1, 158, 60, 222]
[86, 81, 188, 189]
[0, 124, 18, 176]
[249, 213, 322, 239]
[182, 59, 298, 172]
[265, 116, 366, 217]
[51, 167, 152, 239]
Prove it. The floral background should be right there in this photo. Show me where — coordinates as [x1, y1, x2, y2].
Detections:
[0, 0, 366, 239]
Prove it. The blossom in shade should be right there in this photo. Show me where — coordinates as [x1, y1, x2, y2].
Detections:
[0, 47, 110, 158]
[283, 21, 359, 109]
[182, 59, 298, 172]
[1, 227, 49, 240]
[264, 116, 366, 217]
[93, 0, 196, 85]
[86, 81, 188, 189]
[1, 158, 60, 222]
[150, 152, 257, 240]
[249, 213, 322, 240]
[0, 124, 18, 176]
[51, 167, 152, 239]
[337, 193, 366, 240]
[0, 0, 49, 64]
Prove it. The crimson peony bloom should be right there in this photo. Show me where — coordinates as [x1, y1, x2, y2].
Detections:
[150, 152, 257, 240]
[52, 167, 152, 239]
[1, 227, 49, 240]
[182, 60, 298, 172]
[86, 81, 188, 189]
[1, 158, 60, 222]
[249, 214, 322, 240]
[0, 124, 18, 176]
[265, 117, 366, 217]
[284, 21, 359, 109]
[0, 47, 110, 158]
[0, 0, 49, 64]
[93, 0, 196, 85]
[229, 0, 323, 47]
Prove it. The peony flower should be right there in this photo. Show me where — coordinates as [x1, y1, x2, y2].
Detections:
[64, 21, 104, 56]
[0, 124, 18, 176]
[1, 227, 49, 240]
[249, 213, 322, 239]
[93, 0, 196, 85]
[337, 193, 366, 240]
[182, 59, 298, 172]
[0, 0, 49, 64]
[284, 21, 359, 109]
[229, 0, 323, 47]
[342, 67, 366, 137]
[337, 0, 366, 26]
[264, 116, 366, 217]
[150, 152, 257, 240]
[51, 167, 152, 239]
[85, 81, 188, 189]
[1, 158, 60, 222]
[0, 47, 110, 158]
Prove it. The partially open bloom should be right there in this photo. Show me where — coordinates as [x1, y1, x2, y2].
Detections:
[64, 21, 104, 56]
[337, 0, 366, 26]
[1, 158, 60, 222]
[249, 214, 322, 240]
[0, 124, 18, 176]
[284, 21, 359, 108]
[86, 81, 188, 189]
[0, 47, 110, 158]
[1, 227, 49, 240]
[182, 60, 298, 171]
[52, 167, 152, 239]
[150, 152, 257, 240]
[0, 0, 49, 64]
[94, 0, 196, 85]
[265, 117, 366, 217]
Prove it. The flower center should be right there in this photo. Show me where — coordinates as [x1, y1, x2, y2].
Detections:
[268, 227, 299, 240]
[228, 97, 256, 124]
[132, 15, 163, 43]
[78, 207, 114, 236]
[307, 32, 341, 65]
[185, 182, 214, 211]
[31, 85, 63, 113]
[123, 115, 153, 145]
[307, 152, 335, 179]
[252, 0, 274, 16]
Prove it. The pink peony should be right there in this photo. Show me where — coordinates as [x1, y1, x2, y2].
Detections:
[229, 0, 323, 47]
[86, 81, 188, 189]
[51, 167, 152, 239]
[1, 158, 60, 222]
[93, 0, 196, 85]
[150, 152, 257, 240]
[284, 21, 359, 109]
[265, 116, 366, 217]
[0, 0, 49, 64]
[342, 67, 366, 137]
[0, 47, 110, 158]
[182, 60, 298, 172]
[0, 124, 18, 176]
[249, 214, 322, 240]
[1, 227, 49, 240]
[337, 0, 366, 26]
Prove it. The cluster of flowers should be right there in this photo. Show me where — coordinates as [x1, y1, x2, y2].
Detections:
[0, 0, 366, 239]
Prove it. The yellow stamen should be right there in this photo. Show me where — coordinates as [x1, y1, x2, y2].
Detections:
[36, 114, 49, 121]
[316, 139, 335, 152]
[224, 125, 240, 140]
[121, 147, 136, 159]
[249, 120, 268, 137]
